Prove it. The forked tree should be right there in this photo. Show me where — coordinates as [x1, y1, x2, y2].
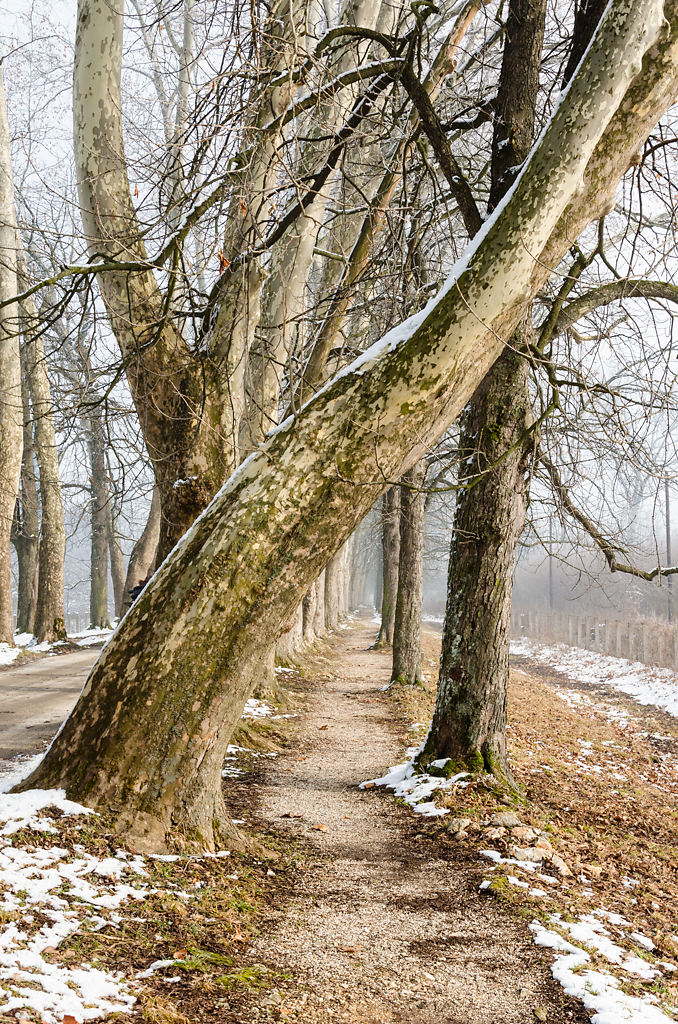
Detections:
[19, 1, 678, 852]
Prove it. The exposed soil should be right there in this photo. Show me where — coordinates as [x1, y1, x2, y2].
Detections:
[223, 620, 590, 1024]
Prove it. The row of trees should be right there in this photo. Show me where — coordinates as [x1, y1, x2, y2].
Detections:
[0, 0, 677, 850]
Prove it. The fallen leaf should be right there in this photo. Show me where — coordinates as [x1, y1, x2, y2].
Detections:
[173, 948, 187, 959]
[318, 725, 328, 731]
[534, 1008, 548, 1022]
[338, 944, 364, 953]
[363, 782, 376, 790]
[313, 824, 328, 831]
[63, 1016, 79, 1024]
[232, 927, 249, 943]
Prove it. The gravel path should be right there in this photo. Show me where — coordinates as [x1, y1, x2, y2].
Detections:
[234, 620, 587, 1024]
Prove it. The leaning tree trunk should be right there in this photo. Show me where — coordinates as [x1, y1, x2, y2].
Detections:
[391, 462, 426, 685]
[20, 3, 676, 851]
[423, 348, 532, 776]
[12, 362, 39, 635]
[18, 256, 67, 643]
[0, 68, 22, 645]
[375, 487, 400, 647]
[122, 485, 160, 613]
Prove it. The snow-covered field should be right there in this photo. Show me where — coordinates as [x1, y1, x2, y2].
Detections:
[511, 638, 678, 718]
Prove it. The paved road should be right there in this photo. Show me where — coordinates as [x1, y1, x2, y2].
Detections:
[0, 649, 99, 758]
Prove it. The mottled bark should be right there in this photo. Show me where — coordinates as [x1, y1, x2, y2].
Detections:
[20, 2, 677, 850]
[12, 366, 39, 635]
[375, 488, 400, 647]
[423, 349, 532, 776]
[73, 0, 310, 558]
[122, 485, 160, 612]
[391, 463, 426, 685]
[0, 68, 22, 644]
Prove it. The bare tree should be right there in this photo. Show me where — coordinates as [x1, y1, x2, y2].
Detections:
[20, 0, 675, 850]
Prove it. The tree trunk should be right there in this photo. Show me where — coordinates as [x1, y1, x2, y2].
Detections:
[87, 407, 110, 629]
[391, 462, 426, 685]
[313, 571, 326, 637]
[375, 487, 400, 647]
[302, 583, 317, 643]
[324, 554, 340, 630]
[18, 254, 67, 643]
[20, 3, 676, 850]
[12, 363, 39, 635]
[107, 505, 126, 620]
[424, 0, 602, 781]
[122, 485, 161, 613]
[0, 68, 23, 645]
[422, 348, 532, 776]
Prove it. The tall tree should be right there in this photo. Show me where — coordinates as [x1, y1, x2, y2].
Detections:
[20, 0, 674, 850]
[423, 0, 547, 777]
[374, 488, 400, 647]
[391, 461, 426, 685]
[0, 67, 22, 645]
[18, 254, 66, 642]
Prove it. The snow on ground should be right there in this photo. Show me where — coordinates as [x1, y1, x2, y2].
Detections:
[510, 638, 678, 718]
[73, 626, 115, 648]
[0, 627, 115, 666]
[478, 847, 677, 1023]
[360, 749, 471, 816]
[531, 918, 675, 1023]
[0, 790, 142, 1021]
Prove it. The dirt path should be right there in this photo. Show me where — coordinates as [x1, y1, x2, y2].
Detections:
[0, 649, 98, 758]
[233, 621, 587, 1024]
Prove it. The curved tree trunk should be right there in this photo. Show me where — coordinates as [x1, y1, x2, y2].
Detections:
[20, 3, 676, 851]
[0, 68, 23, 645]
[391, 462, 425, 685]
[122, 485, 161, 613]
[375, 488, 400, 647]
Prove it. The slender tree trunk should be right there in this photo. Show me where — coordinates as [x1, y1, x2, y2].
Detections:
[18, 255, 67, 643]
[107, 505, 126, 619]
[12, 363, 39, 634]
[0, 68, 22, 645]
[302, 584, 317, 643]
[391, 462, 426, 685]
[20, 4, 676, 850]
[87, 407, 110, 629]
[423, 348, 532, 775]
[122, 485, 160, 612]
[313, 571, 326, 636]
[324, 554, 341, 629]
[375, 488, 400, 647]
